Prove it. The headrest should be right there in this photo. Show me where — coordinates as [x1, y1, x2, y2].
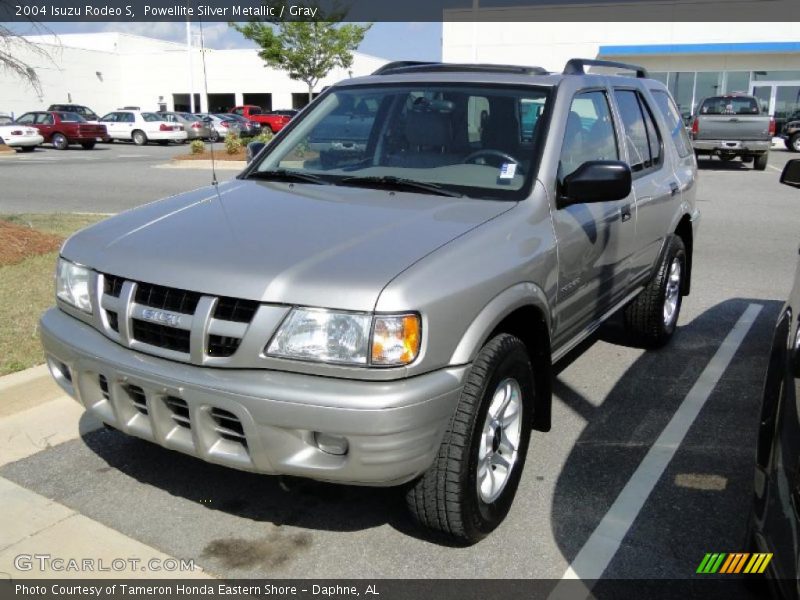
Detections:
[406, 110, 453, 148]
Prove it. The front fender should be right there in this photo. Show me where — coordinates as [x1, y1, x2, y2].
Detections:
[450, 282, 551, 365]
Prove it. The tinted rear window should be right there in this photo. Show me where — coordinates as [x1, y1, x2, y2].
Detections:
[699, 96, 760, 115]
[141, 112, 161, 122]
[58, 112, 86, 122]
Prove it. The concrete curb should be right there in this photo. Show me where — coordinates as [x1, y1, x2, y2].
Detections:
[0, 364, 49, 392]
[156, 160, 244, 171]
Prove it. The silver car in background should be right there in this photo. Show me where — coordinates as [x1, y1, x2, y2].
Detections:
[157, 111, 212, 141]
[194, 113, 242, 142]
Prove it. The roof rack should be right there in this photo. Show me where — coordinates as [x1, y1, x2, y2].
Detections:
[372, 62, 549, 76]
[563, 58, 649, 79]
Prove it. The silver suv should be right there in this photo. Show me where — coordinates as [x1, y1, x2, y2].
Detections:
[41, 59, 699, 544]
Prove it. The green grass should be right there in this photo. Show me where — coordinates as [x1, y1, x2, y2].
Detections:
[0, 213, 107, 376]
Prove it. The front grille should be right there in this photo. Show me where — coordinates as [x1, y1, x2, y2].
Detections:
[210, 408, 247, 447]
[107, 311, 119, 332]
[208, 335, 242, 357]
[99, 274, 260, 364]
[104, 275, 123, 297]
[98, 374, 110, 400]
[135, 282, 201, 314]
[164, 396, 190, 428]
[125, 384, 148, 415]
[132, 319, 190, 353]
[214, 298, 259, 323]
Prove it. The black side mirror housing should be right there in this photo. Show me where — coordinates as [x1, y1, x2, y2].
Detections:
[246, 141, 266, 164]
[781, 159, 800, 188]
[560, 160, 632, 206]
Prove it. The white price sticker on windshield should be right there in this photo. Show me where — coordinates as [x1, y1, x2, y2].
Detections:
[499, 163, 517, 179]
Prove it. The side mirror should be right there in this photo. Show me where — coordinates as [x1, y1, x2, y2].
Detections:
[246, 141, 266, 164]
[781, 159, 800, 188]
[560, 160, 632, 205]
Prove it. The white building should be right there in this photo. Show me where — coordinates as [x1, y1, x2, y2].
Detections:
[1, 31, 387, 118]
[443, 19, 800, 128]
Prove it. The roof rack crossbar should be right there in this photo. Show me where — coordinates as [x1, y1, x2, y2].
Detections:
[563, 58, 649, 78]
[373, 62, 549, 77]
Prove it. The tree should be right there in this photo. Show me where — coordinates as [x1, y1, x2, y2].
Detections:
[0, 2, 55, 96]
[233, 19, 371, 102]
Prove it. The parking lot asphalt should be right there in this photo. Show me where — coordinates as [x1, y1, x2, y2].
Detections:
[1, 148, 799, 584]
[0, 142, 239, 214]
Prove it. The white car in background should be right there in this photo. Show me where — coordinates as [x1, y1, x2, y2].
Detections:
[0, 117, 44, 152]
[98, 110, 187, 145]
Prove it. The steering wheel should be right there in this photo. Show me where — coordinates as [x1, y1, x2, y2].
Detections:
[463, 149, 524, 174]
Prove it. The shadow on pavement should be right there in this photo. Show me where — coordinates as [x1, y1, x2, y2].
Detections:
[550, 297, 780, 584]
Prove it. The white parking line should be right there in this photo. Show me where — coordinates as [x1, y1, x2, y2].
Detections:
[551, 302, 763, 595]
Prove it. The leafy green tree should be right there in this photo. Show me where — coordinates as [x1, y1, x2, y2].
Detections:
[233, 19, 371, 103]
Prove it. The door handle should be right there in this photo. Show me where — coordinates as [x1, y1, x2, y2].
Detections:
[670, 182, 680, 196]
[620, 205, 632, 222]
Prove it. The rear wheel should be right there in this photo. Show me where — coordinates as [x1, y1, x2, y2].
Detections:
[624, 235, 686, 347]
[80, 141, 96, 150]
[157, 140, 169, 146]
[20, 146, 35, 152]
[52, 133, 68, 150]
[209, 130, 220, 143]
[754, 152, 769, 171]
[719, 154, 735, 162]
[406, 333, 534, 544]
[132, 130, 147, 146]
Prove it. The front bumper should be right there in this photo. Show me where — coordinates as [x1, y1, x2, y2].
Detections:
[692, 139, 771, 154]
[40, 308, 467, 486]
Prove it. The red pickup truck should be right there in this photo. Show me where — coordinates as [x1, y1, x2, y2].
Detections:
[230, 105, 295, 133]
[16, 110, 109, 149]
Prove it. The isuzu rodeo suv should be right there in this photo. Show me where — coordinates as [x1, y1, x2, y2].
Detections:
[41, 59, 699, 544]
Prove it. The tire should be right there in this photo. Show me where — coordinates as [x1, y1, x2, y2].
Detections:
[624, 234, 686, 348]
[20, 146, 35, 152]
[80, 141, 96, 150]
[754, 152, 769, 171]
[52, 133, 68, 150]
[741, 155, 754, 164]
[132, 130, 147, 146]
[719, 154, 735, 162]
[788, 133, 800, 153]
[157, 140, 169, 146]
[209, 131, 220, 143]
[406, 333, 534, 544]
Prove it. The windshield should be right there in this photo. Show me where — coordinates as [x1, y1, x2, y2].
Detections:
[250, 83, 550, 200]
[699, 96, 760, 115]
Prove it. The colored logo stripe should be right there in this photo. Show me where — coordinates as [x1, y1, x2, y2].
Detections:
[697, 553, 773, 574]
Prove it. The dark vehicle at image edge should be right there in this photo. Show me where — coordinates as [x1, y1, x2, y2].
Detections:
[40, 59, 698, 544]
[749, 159, 800, 596]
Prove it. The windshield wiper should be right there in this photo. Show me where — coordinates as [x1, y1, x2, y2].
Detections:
[247, 169, 330, 185]
[337, 175, 463, 198]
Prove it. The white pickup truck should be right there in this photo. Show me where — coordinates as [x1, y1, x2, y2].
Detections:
[691, 94, 775, 170]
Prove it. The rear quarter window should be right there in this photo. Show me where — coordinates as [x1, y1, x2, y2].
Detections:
[651, 89, 692, 158]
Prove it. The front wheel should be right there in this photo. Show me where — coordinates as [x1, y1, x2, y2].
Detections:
[787, 133, 800, 153]
[406, 333, 534, 544]
[624, 234, 686, 347]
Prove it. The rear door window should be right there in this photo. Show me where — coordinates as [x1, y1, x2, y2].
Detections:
[613, 89, 663, 173]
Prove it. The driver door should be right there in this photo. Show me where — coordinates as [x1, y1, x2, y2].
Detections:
[551, 89, 636, 347]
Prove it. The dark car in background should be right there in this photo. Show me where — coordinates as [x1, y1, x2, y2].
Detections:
[748, 159, 800, 597]
[15, 111, 108, 149]
[781, 111, 800, 152]
[216, 113, 262, 137]
[47, 104, 99, 122]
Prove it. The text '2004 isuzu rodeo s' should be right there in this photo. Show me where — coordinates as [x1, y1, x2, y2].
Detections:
[41, 59, 699, 544]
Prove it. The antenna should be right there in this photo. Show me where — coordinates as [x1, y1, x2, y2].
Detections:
[198, 20, 221, 196]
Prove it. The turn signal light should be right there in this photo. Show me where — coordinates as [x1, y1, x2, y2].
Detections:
[371, 314, 421, 366]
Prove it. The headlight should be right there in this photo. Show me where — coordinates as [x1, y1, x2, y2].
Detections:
[56, 258, 93, 313]
[266, 309, 421, 367]
[267, 308, 371, 364]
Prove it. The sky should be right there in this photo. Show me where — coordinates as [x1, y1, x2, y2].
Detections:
[25, 22, 442, 61]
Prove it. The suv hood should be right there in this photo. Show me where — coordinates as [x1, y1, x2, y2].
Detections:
[63, 180, 514, 311]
